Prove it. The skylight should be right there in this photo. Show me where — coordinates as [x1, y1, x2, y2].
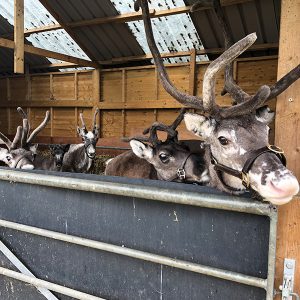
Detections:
[111, 0, 208, 63]
[0, 0, 91, 68]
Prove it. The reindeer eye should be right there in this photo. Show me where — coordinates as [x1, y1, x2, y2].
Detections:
[218, 136, 229, 145]
[159, 153, 170, 163]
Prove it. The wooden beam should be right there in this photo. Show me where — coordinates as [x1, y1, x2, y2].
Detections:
[189, 49, 197, 95]
[3, 0, 253, 37]
[38, 0, 100, 66]
[14, 0, 24, 74]
[274, 0, 300, 297]
[98, 43, 278, 65]
[0, 37, 98, 68]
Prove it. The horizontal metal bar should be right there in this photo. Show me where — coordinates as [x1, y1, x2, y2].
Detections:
[0, 267, 106, 300]
[0, 219, 267, 290]
[0, 169, 272, 216]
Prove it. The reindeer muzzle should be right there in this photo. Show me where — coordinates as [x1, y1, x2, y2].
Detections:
[211, 144, 286, 191]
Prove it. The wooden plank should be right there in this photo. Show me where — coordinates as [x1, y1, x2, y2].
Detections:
[189, 49, 197, 95]
[0, 38, 98, 68]
[274, 0, 300, 297]
[92, 69, 100, 103]
[6, 78, 11, 101]
[122, 70, 126, 103]
[14, 0, 24, 74]
[98, 43, 278, 65]
[30, 48, 278, 71]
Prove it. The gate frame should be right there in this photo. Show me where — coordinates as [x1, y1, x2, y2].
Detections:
[0, 168, 278, 300]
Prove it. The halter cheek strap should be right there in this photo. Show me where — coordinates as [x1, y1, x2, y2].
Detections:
[165, 153, 194, 182]
[211, 145, 286, 192]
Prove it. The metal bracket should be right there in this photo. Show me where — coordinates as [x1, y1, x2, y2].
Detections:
[279, 258, 299, 300]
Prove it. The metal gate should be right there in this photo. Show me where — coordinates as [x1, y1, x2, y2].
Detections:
[0, 167, 277, 300]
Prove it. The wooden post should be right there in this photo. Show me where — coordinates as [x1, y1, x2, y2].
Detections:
[189, 49, 197, 96]
[274, 0, 300, 297]
[14, 0, 24, 74]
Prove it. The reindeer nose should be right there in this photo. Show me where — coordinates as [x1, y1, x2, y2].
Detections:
[269, 177, 299, 197]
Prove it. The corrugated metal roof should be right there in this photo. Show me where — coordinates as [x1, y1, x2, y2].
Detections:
[0, 15, 51, 75]
[184, 0, 280, 56]
[0, 0, 91, 65]
[45, 0, 145, 61]
[0, 0, 280, 74]
[111, 0, 208, 63]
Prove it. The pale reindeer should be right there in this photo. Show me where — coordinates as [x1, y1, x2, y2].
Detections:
[105, 109, 209, 184]
[62, 109, 100, 173]
[0, 108, 50, 170]
[16, 107, 70, 172]
[0, 108, 69, 172]
[135, 0, 300, 205]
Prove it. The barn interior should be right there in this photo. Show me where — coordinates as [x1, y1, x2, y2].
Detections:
[0, 0, 299, 297]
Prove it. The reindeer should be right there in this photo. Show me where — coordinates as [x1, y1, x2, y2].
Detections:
[105, 109, 209, 184]
[62, 109, 100, 173]
[0, 108, 50, 170]
[135, 0, 300, 205]
[15, 108, 71, 172]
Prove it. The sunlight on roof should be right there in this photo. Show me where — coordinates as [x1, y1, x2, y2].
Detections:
[111, 0, 208, 64]
[0, 0, 91, 70]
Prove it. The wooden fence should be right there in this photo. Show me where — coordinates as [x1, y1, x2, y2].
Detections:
[0, 55, 278, 144]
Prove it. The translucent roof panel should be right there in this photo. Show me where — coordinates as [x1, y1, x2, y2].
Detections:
[111, 0, 208, 63]
[0, 0, 91, 69]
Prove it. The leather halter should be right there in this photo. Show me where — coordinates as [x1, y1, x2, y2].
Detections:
[211, 145, 286, 192]
[165, 153, 194, 182]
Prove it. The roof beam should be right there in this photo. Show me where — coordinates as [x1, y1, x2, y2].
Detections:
[0, 0, 253, 37]
[14, 0, 24, 74]
[0, 38, 98, 68]
[38, 0, 101, 66]
[98, 42, 278, 65]
[28, 42, 278, 70]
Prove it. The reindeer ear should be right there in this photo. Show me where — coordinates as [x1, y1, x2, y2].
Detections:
[255, 106, 274, 124]
[0, 147, 8, 161]
[130, 140, 154, 160]
[29, 144, 39, 154]
[64, 144, 71, 152]
[184, 113, 215, 139]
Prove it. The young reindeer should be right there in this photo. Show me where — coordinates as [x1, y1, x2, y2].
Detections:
[62, 109, 100, 173]
[105, 109, 209, 184]
[136, 0, 300, 205]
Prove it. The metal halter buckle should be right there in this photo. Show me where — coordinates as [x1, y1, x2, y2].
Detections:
[241, 172, 250, 188]
[177, 168, 186, 180]
[267, 144, 284, 154]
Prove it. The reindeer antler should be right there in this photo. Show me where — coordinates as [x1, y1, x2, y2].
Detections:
[92, 108, 99, 129]
[136, 0, 271, 118]
[0, 125, 23, 151]
[17, 107, 50, 146]
[192, 0, 300, 106]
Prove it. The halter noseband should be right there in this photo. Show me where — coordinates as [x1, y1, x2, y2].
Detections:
[211, 145, 286, 192]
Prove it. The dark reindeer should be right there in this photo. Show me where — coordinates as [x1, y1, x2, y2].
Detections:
[62, 109, 100, 173]
[105, 109, 209, 184]
[135, 0, 300, 205]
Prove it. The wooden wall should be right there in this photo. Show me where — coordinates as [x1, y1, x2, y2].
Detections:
[0, 56, 278, 144]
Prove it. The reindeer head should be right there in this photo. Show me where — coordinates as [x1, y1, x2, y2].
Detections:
[49, 144, 70, 169]
[136, 0, 300, 204]
[77, 109, 100, 159]
[0, 108, 50, 170]
[129, 110, 208, 183]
